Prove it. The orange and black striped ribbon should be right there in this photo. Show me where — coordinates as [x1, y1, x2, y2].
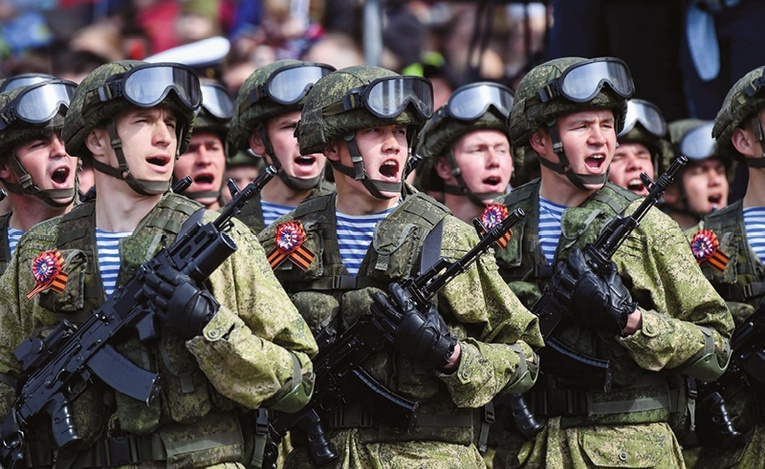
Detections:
[267, 221, 315, 271]
[27, 249, 69, 299]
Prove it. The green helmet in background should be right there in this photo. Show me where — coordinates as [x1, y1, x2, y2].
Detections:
[0, 79, 78, 206]
[617, 98, 672, 173]
[414, 81, 513, 207]
[229, 59, 335, 191]
[508, 56, 634, 189]
[713, 66, 765, 167]
[63, 60, 201, 196]
[296, 65, 433, 199]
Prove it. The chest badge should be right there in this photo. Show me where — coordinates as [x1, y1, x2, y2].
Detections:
[479, 204, 513, 248]
[27, 249, 69, 299]
[267, 221, 315, 271]
[691, 229, 729, 272]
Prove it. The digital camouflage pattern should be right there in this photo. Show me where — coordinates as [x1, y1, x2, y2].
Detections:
[507, 57, 628, 148]
[0, 193, 318, 468]
[0, 84, 69, 157]
[62, 60, 197, 158]
[258, 191, 543, 468]
[693, 202, 765, 468]
[296, 66, 428, 155]
[713, 66, 765, 163]
[491, 181, 734, 469]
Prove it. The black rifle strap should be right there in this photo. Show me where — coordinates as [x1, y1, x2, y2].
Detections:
[418, 219, 444, 275]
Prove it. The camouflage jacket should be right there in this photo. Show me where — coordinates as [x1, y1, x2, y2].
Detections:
[0, 193, 318, 468]
[258, 191, 543, 468]
[0, 212, 11, 275]
[491, 180, 733, 468]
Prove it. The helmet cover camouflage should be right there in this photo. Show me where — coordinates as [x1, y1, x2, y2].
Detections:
[508, 57, 630, 146]
[0, 82, 70, 157]
[297, 65, 430, 155]
[663, 118, 734, 179]
[713, 66, 765, 162]
[63, 60, 197, 158]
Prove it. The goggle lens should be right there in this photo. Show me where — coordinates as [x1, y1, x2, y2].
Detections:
[0, 80, 76, 130]
[446, 82, 514, 120]
[199, 83, 234, 119]
[619, 99, 667, 137]
[122, 64, 201, 109]
[543, 57, 634, 103]
[266, 64, 335, 105]
[679, 122, 716, 160]
[364, 76, 434, 119]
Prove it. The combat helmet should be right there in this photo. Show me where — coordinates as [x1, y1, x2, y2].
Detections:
[297, 65, 433, 199]
[0, 79, 78, 206]
[508, 56, 634, 189]
[229, 59, 335, 191]
[415, 81, 513, 207]
[63, 60, 201, 196]
[618, 99, 672, 170]
[713, 66, 765, 167]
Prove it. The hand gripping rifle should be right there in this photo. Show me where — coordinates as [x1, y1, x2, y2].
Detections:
[0, 167, 277, 469]
[508, 156, 688, 439]
[263, 208, 526, 468]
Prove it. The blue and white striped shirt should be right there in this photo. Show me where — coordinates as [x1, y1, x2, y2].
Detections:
[744, 206, 765, 263]
[336, 207, 395, 276]
[96, 228, 131, 298]
[7, 227, 23, 257]
[539, 197, 567, 264]
[262, 200, 296, 228]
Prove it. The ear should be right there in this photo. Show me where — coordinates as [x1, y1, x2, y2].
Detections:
[248, 131, 266, 156]
[324, 140, 341, 162]
[731, 127, 755, 157]
[85, 128, 108, 159]
[529, 129, 547, 157]
[0, 158, 12, 180]
[434, 155, 453, 181]
[663, 185, 680, 204]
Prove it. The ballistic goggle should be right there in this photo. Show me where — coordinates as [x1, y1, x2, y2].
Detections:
[619, 99, 667, 137]
[246, 62, 335, 109]
[96, 62, 201, 111]
[0, 73, 56, 93]
[323, 75, 434, 120]
[440, 82, 514, 121]
[677, 122, 716, 160]
[539, 57, 634, 104]
[198, 83, 234, 120]
[0, 79, 77, 131]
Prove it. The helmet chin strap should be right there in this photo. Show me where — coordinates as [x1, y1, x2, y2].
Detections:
[184, 190, 222, 201]
[257, 127, 322, 191]
[90, 121, 171, 196]
[328, 133, 402, 200]
[537, 122, 610, 190]
[746, 115, 765, 168]
[442, 148, 504, 208]
[3, 153, 75, 208]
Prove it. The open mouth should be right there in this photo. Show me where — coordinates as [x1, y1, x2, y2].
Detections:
[194, 173, 215, 185]
[51, 167, 70, 184]
[708, 195, 722, 210]
[379, 160, 400, 180]
[295, 155, 316, 167]
[482, 175, 503, 189]
[585, 154, 605, 171]
[627, 177, 645, 192]
[147, 156, 170, 168]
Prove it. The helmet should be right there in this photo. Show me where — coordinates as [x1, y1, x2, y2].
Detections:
[63, 60, 199, 159]
[415, 81, 512, 193]
[508, 57, 632, 146]
[713, 66, 765, 162]
[617, 98, 673, 170]
[297, 65, 433, 155]
[229, 59, 336, 152]
[664, 119, 732, 177]
[192, 82, 234, 152]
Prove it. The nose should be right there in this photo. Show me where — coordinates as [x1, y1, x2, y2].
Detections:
[381, 129, 403, 153]
[154, 121, 174, 146]
[50, 133, 67, 158]
[588, 126, 608, 146]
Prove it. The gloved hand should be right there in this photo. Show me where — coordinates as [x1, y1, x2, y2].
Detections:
[551, 247, 637, 336]
[142, 265, 220, 340]
[371, 282, 457, 370]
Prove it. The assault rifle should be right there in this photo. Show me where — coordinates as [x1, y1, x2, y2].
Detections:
[264, 208, 526, 468]
[0, 166, 277, 469]
[508, 156, 688, 439]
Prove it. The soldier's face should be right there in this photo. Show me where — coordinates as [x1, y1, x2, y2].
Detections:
[681, 158, 728, 214]
[265, 110, 326, 182]
[109, 106, 178, 183]
[174, 132, 226, 207]
[608, 142, 654, 196]
[440, 129, 513, 202]
[6, 130, 77, 205]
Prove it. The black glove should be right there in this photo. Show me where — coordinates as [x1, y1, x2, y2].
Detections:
[142, 265, 220, 340]
[371, 282, 457, 370]
[551, 247, 636, 335]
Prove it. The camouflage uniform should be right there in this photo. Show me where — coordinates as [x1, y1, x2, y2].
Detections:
[0, 60, 318, 468]
[491, 57, 734, 469]
[258, 65, 544, 468]
[691, 66, 765, 468]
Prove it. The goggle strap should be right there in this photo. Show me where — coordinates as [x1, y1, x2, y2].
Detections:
[322, 100, 349, 117]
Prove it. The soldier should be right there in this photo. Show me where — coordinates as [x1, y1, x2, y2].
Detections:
[0, 60, 318, 468]
[0, 79, 79, 274]
[692, 66, 765, 468]
[608, 98, 671, 196]
[491, 56, 733, 468]
[229, 59, 336, 234]
[414, 81, 515, 223]
[660, 119, 730, 230]
[173, 82, 235, 210]
[258, 65, 543, 468]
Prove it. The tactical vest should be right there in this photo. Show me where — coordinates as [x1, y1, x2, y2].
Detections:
[700, 200, 765, 306]
[0, 212, 11, 275]
[29, 194, 247, 468]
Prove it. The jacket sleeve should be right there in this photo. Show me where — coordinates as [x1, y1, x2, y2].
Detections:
[187, 217, 319, 412]
[433, 217, 543, 408]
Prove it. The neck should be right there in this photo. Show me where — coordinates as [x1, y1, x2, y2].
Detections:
[93, 175, 162, 231]
[539, 172, 595, 207]
[443, 194, 483, 224]
[743, 167, 765, 208]
[8, 195, 72, 231]
[335, 175, 399, 215]
[261, 176, 312, 207]
[666, 210, 699, 231]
